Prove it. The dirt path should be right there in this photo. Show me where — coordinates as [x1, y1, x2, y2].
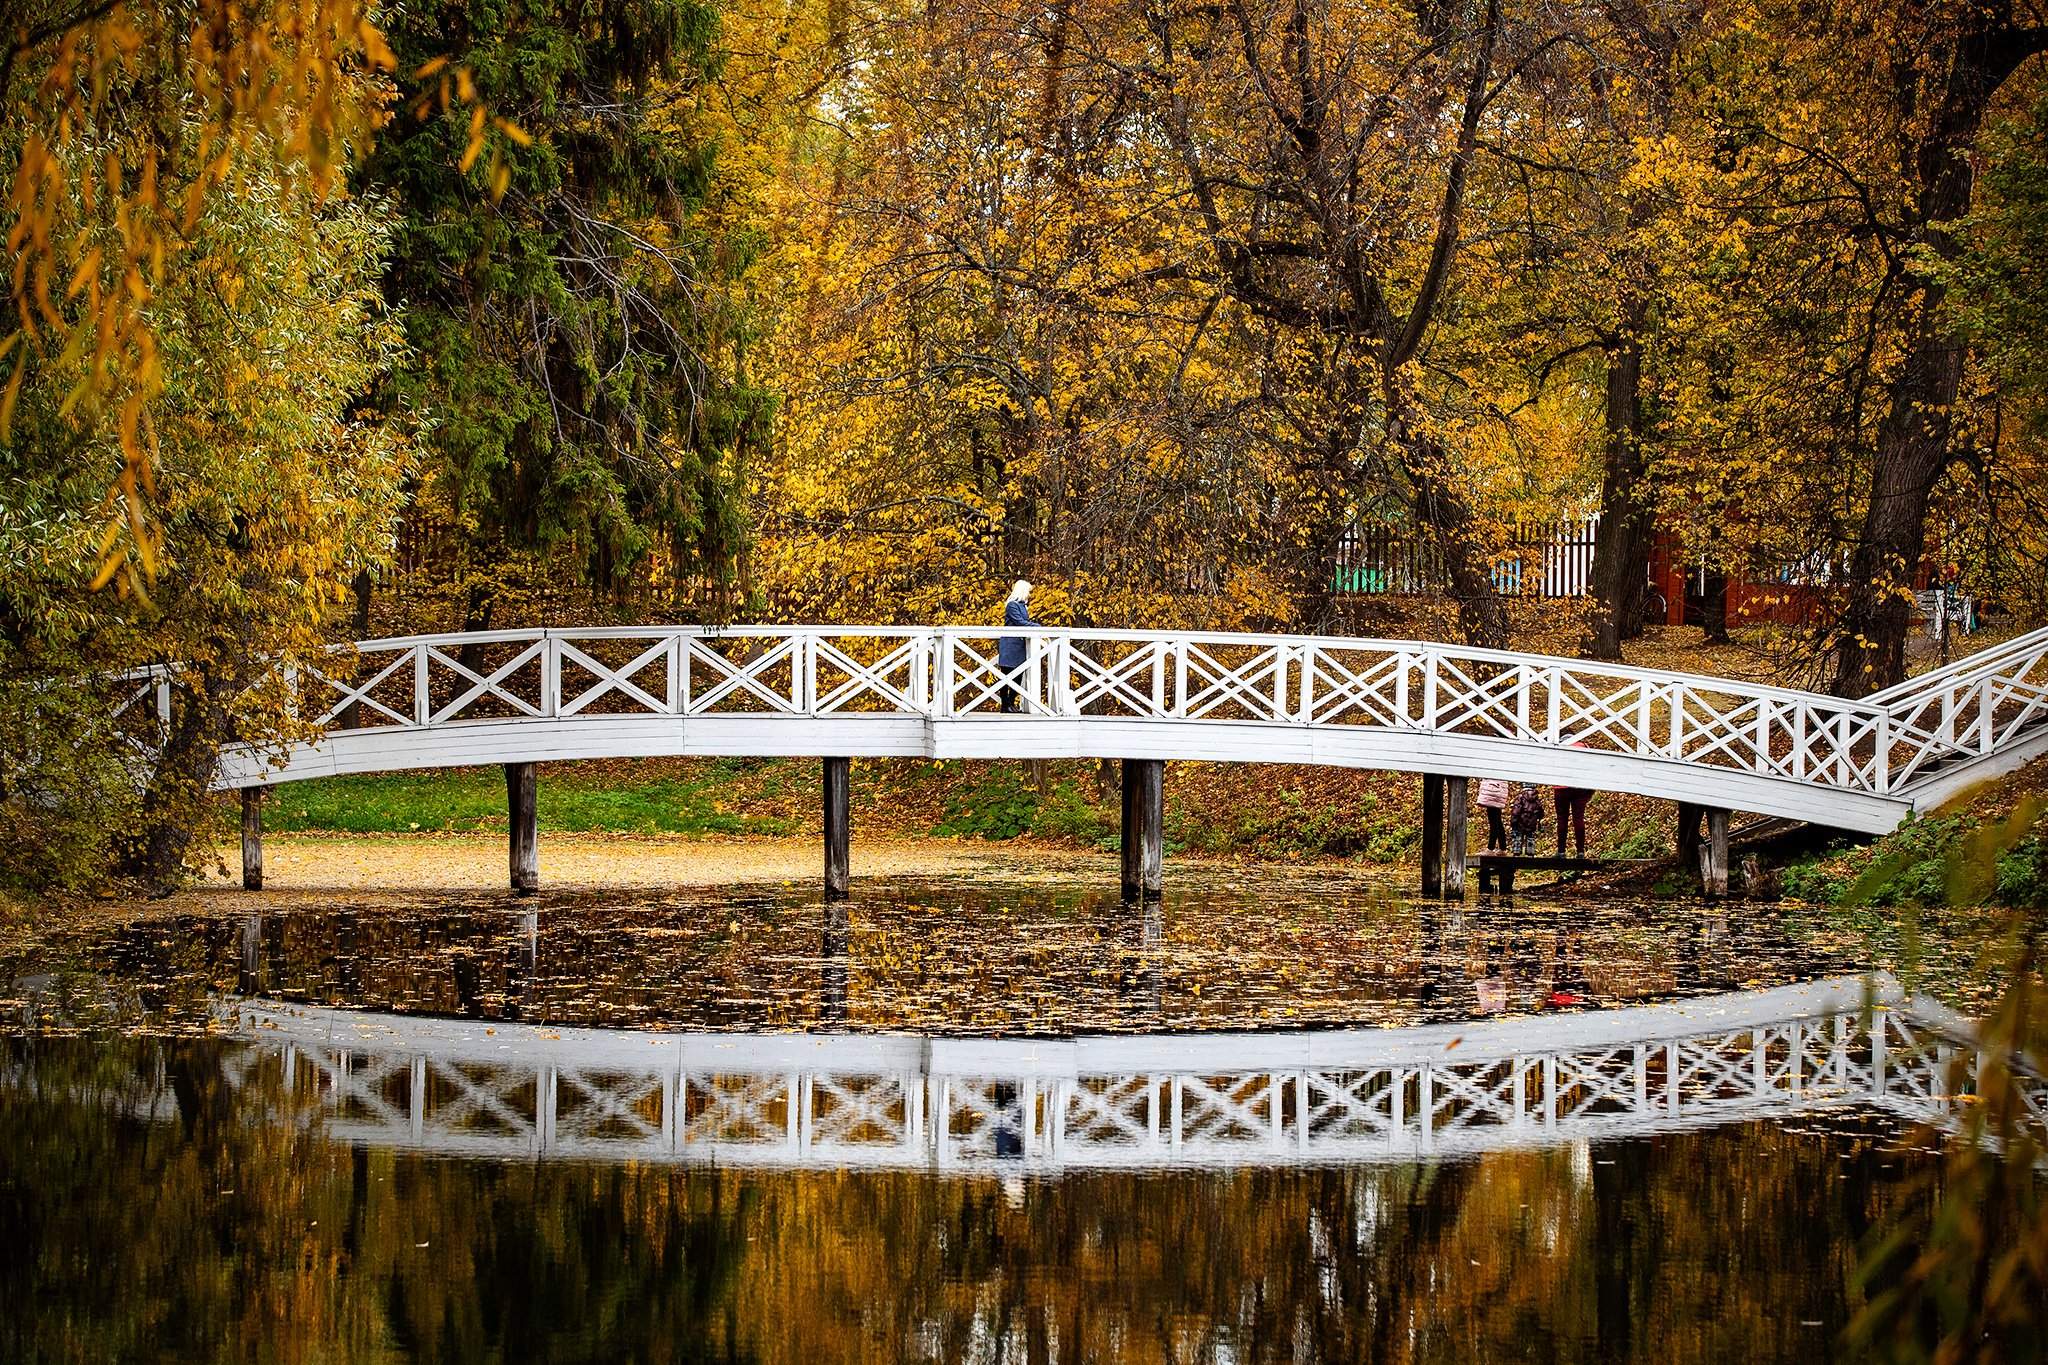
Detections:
[202, 831, 1117, 900]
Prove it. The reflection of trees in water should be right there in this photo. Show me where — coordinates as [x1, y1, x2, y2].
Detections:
[1, 1036, 1932, 1364]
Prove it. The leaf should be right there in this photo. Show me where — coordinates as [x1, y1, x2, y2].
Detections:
[88, 543, 126, 591]
[0, 360, 20, 436]
[66, 247, 102, 298]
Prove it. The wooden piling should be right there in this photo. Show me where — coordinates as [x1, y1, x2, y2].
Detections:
[1420, 774, 1444, 897]
[1703, 807, 1730, 898]
[506, 762, 538, 895]
[823, 756, 851, 900]
[238, 912, 263, 994]
[1676, 801, 1701, 891]
[1443, 776, 1469, 899]
[1121, 758, 1163, 900]
[240, 787, 265, 891]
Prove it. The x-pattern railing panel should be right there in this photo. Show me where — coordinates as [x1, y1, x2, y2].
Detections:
[1552, 674, 1656, 756]
[1175, 1072, 1278, 1144]
[943, 635, 1053, 716]
[941, 1077, 1033, 1158]
[422, 1059, 543, 1137]
[303, 649, 416, 728]
[557, 639, 673, 718]
[1180, 644, 1291, 723]
[811, 638, 925, 715]
[1065, 640, 1170, 719]
[1303, 649, 1412, 728]
[683, 637, 802, 715]
[427, 641, 547, 726]
[1549, 1048, 1643, 1121]
[810, 1074, 915, 1148]
[1428, 1058, 1530, 1130]
[1431, 659, 1535, 741]
[1301, 1069, 1404, 1140]
[553, 1068, 667, 1145]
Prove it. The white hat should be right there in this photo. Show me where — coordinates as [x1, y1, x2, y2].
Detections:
[1008, 579, 1032, 600]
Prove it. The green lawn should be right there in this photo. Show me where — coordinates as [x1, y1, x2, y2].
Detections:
[261, 766, 793, 837]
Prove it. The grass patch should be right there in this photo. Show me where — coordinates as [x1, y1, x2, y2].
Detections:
[263, 766, 793, 837]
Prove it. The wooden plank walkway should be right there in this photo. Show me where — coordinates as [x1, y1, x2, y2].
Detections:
[1473, 854, 1660, 893]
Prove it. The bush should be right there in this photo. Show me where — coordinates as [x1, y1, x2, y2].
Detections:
[930, 767, 1041, 840]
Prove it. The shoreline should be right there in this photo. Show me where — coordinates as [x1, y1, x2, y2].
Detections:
[9, 831, 1398, 927]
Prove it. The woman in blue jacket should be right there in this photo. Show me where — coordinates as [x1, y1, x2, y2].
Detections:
[997, 580, 1034, 713]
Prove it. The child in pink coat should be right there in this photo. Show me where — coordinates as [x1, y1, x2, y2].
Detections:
[1476, 778, 1512, 853]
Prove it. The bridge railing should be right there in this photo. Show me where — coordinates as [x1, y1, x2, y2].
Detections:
[118, 622, 2048, 799]
[1868, 627, 2048, 789]
[263, 626, 1899, 794]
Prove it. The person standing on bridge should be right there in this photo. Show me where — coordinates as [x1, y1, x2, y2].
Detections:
[997, 580, 1036, 713]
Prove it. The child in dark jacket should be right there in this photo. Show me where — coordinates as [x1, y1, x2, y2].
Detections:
[1509, 785, 1544, 856]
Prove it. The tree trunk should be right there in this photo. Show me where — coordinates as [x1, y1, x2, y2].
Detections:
[1701, 569, 1730, 644]
[342, 569, 373, 730]
[119, 673, 235, 893]
[457, 581, 494, 676]
[1587, 315, 1651, 661]
[1390, 393, 1509, 648]
[1828, 21, 2046, 695]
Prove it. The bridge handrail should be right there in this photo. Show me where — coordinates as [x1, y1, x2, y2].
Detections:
[1867, 625, 2048, 788]
[108, 622, 2048, 803]
[330, 623, 1892, 711]
[247, 625, 1898, 796]
[1865, 624, 2048, 705]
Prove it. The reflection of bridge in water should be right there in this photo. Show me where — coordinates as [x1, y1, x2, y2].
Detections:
[211, 975, 2041, 1172]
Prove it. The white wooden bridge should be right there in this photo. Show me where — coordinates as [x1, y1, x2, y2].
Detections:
[58, 975, 2043, 1173]
[114, 623, 2048, 896]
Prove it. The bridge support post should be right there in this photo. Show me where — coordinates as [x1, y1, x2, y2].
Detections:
[1420, 774, 1444, 897]
[506, 762, 539, 895]
[1443, 776, 1468, 899]
[240, 787, 265, 891]
[1677, 801, 1700, 882]
[1702, 807, 1730, 899]
[824, 757, 851, 900]
[1676, 802, 1731, 898]
[1120, 758, 1163, 900]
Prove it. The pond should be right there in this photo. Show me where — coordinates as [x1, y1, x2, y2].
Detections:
[0, 871, 2001, 1362]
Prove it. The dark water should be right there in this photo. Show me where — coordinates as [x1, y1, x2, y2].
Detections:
[0, 875, 1985, 1362]
[5, 875, 1870, 1035]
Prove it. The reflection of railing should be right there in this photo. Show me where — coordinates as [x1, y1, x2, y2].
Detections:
[200, 976, 2041, 1172]
[101, 622, 2048, 829]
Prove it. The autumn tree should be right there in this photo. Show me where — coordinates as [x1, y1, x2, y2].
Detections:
[0, 108, 412, 888]
[362, 0, 769, 634]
